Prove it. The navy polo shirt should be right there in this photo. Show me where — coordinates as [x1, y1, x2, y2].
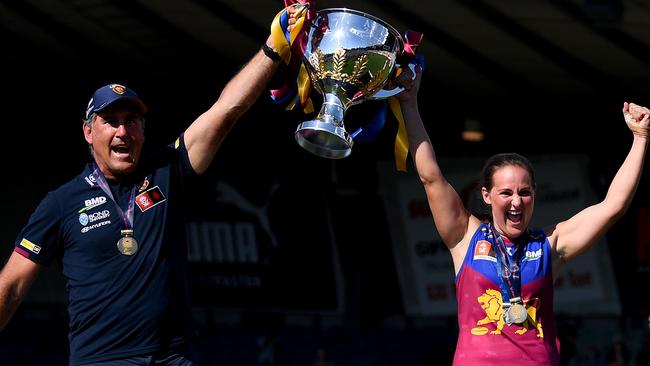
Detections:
[15, 136, 197, 365]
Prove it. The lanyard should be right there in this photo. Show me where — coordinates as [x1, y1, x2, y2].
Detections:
[490, 223, 525, 303]
[91, 164, 136, 232]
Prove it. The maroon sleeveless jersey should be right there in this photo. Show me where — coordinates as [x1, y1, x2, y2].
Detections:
[453, 223, 560, 365]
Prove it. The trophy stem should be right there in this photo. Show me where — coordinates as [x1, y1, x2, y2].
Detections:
[295, 94, 353, 159]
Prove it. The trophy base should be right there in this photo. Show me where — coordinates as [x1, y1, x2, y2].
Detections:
[295, 120, 353, 159]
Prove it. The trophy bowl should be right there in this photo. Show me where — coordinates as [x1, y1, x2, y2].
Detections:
[295, 8, 405, 159]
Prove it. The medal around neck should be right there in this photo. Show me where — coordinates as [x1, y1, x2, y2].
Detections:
[117, 229, 138, 256]
[504, 297, 528, 325]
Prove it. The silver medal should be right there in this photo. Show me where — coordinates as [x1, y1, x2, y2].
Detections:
[506, 303, 528, 325]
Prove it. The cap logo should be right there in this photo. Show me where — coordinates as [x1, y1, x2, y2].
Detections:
[110, 84, 127, 95]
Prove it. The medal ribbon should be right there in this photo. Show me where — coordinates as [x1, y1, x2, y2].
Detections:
[490, 223, 525, 304]
[91, 164, 136, 233]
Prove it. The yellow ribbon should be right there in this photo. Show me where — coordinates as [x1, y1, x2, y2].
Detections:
[270, 4, 310, 65]
[297, 63, 314, 113]
[388, 97, 409, 172]
[269, 4, 313, 112]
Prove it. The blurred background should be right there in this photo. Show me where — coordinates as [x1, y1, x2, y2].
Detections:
[1, 0, 650, 365]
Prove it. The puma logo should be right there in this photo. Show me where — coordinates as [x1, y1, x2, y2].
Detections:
[215, 182, 279, 248]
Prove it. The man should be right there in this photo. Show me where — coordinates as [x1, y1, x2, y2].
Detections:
[0, 10, 297, 365]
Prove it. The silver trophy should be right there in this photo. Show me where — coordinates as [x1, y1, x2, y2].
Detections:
[295, 8, 406, 159]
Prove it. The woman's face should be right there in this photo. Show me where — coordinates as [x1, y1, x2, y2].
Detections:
[481, 165, 535, 240]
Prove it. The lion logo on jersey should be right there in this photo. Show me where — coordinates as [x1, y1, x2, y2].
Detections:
[472, 289, 505, 335]
[471, 289, 544, 338]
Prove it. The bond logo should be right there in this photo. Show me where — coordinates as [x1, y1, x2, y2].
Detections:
[79, 210, 110, 226]
[110, 84, 126, 94]
[79, 213, 89, 226]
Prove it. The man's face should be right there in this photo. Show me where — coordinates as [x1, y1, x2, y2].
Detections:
[83, 107, 145, 180]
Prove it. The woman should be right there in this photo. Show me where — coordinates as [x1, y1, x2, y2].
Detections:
[394, 66, 649, 364]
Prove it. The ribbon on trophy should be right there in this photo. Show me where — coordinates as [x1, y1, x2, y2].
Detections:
[270, 0, 315, 113]
[386, 32, 424, 171]
[348, 31, 423, 171]
[269, 2, 423, 171]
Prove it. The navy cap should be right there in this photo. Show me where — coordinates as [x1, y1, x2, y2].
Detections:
[85, 83, 147, 120]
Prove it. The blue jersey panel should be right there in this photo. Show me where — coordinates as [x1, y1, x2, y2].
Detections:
[456, 224, 550, 287]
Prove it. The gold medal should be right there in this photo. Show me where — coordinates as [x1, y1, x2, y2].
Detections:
[91, 168, 140, 256]
[117, 230, 138, 256]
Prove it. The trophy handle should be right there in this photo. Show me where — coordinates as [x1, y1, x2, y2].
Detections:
[369, 63, 417, 100]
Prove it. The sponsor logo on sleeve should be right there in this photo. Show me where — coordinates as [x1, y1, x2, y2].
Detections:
[474, 240, 496, 262]
[136, 186, 166, 212]
[19, 238, 41, 254]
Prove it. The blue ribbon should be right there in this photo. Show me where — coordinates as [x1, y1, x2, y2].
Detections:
[490, 224, 525, 304]
[351, 55, 426, 143]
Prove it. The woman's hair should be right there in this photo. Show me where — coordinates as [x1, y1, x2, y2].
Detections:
[480, 153, 536, 191]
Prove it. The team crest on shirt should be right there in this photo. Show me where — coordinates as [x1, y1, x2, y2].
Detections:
[138, 177, 150, 192]
[135, 186, 166, 212]
[473, 240, 496, 262]
[471, 289, 544, 338]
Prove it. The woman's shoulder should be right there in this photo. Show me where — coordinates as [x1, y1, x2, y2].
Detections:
[466, 218, 489, 240]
